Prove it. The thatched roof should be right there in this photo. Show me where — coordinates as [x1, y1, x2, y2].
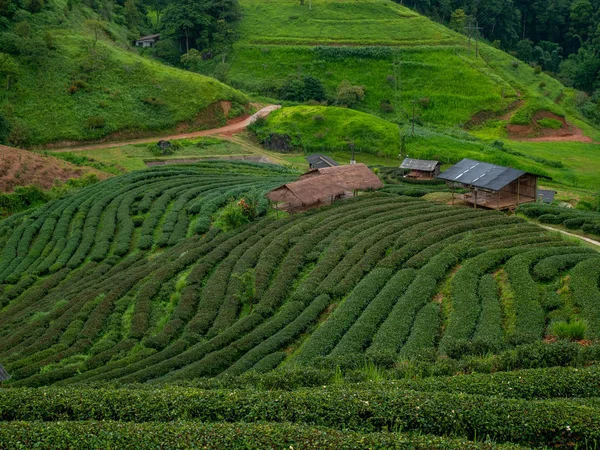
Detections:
[299, 163, 383, 191]
[267, 176, 346, 206]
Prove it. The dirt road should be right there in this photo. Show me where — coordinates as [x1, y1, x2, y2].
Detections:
[50, 105, 281, 153]
[539, 224, 600, 249]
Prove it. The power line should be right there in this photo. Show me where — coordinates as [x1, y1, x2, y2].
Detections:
[464, 22, 483, 58]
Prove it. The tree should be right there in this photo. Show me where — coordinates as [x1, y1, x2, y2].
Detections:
[450, 8, 467, 32]
[0, 113, 11, 144]
[336, 80, 365, 107]
[0, 52, 19, 90]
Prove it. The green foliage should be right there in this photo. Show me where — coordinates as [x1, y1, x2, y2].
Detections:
[335, 80, 365, 107]
[549, 320, 587, 341]
[537, 118, 563, 129]
[279, 74, 326, 102]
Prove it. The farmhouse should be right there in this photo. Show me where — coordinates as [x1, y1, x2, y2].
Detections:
[438, 158, 541, 210]
[0, 363, 10, 382]
[400, 158, 441, 180]
[267, 163, 383, 212]
[306, 154, 339, 169]
[135, 34, 160, 48]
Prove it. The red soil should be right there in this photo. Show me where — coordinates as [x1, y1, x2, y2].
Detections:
[0, 145, 108, 193]
[507, 111, 593, 143]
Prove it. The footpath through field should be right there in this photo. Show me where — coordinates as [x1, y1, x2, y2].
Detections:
[49, 105, 281, 153]
[538, 224, 600, 249]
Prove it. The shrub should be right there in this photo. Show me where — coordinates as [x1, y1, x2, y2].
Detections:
[279, 74, 325, 102]
[336, 80, 365, 107]
[380, 100, 394, 113]
[141, 97, 165, 107]
[534, 65, 542, 74]
[549, 321, 587, 341]
[537, 118, 562, 129]
[85, 116, 106, 130]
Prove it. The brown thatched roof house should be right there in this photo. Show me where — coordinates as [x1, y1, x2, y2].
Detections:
[267, 163, 383, 212]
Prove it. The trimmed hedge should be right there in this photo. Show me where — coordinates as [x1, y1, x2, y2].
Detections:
[0, 386, 599, 447]
[0, 421, 526, 450]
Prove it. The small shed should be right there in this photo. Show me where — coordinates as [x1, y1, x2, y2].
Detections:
[135, 34, 160, 48]
[537, 189, 557, 204]
[438, 158, 543, 210]
[400, 158, 441, 180]
[0, 364, 10, 383]
[267, 163, 383, 212]
[306, 154, 339, 170]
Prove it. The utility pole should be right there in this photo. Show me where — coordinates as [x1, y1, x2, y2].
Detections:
[464, 22, 483, 58]
[393, 58, 402, 107]
[411, 98, 417, 137]
[349, 142, 356, 164]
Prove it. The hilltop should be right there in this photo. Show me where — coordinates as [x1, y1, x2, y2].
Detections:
[0, 1, 248, 147]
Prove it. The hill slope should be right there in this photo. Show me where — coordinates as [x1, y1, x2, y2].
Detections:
[0, 3, 248, 146]
[1, 163, 599, 389]
[210, 0, 582, 132]
[0, 145, 108, 192]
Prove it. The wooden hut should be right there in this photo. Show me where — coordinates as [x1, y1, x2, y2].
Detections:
[0, 364, 10, 383]
[438, 158, 542, 210]
[267, 163, 383, 212]
[400, 158, 441, 180]
[135, 34, 160, 48]
[306, 154, 339, 169]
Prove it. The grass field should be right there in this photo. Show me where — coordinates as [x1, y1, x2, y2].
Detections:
[0, 4, 248, 146]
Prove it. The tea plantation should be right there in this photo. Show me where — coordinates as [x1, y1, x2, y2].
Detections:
[1, 162, 600, 447]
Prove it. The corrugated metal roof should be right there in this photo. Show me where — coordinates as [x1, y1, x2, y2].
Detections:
[306, 154, 339, 168]
[537, 189, 557, 203]
[400, 158, 440, 171]
[438, 158, 526, 192]
[0, 364, 10, 382]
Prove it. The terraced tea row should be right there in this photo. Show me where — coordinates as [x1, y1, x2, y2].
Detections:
[0, 163, 598, 386]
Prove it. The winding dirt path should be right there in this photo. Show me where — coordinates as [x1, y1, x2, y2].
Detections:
[538, 224, 600, 249]
[49, 105, 281, 153]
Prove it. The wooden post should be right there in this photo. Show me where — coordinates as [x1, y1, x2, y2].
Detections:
[474, 189, 477, 209]
[517, 178, 520, 208]
[497, 191, 500, 210]
[452, 183, 455, 206]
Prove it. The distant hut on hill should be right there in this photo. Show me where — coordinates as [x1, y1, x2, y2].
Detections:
[135, 34, 160, 48]
[400, 158, 441, 180]
[267, 163, 383, 212]
[306, 154, 339, 170]
[438, 158, 544, 210]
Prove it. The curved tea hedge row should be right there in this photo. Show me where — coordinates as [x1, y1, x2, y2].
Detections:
[518, 203, 600, 236]
[0, 162, 599, 389]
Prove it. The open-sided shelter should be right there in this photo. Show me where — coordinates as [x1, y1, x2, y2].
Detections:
[400, 158, 441, 180]
[438, 158, 541, 210]
[267, 163, 383, 212]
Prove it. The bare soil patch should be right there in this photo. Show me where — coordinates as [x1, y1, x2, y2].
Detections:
[507, 111, 593, 143]
[0, 145, 108, 192]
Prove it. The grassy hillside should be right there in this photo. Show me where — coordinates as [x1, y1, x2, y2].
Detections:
[203, 0, 583, 129]
[0, 2, 248, 146]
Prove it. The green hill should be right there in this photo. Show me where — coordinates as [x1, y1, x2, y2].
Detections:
[0, 2, 248, 146]
[205, 0, 578, 130]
